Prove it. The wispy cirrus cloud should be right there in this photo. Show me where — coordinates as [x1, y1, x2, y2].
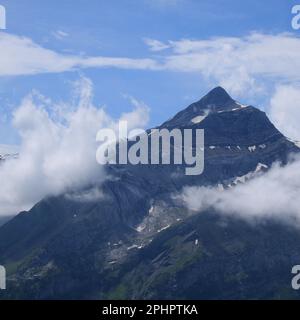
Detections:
[2, 32, 300, 98]
[143, 38, 171, 52]
[145, 33, 300, 95]
[52, 30, 69, 40]
[0, 33, 159, 76]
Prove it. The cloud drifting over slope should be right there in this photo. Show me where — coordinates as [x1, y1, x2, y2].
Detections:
[178, 155, 300, 225]
[0, 77, 150, 216]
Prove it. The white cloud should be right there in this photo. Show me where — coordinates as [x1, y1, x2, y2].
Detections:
[0, 144, 19, 154]
[121, 95, 150, 129]
[177, 155, 300, 225]
[0, 77, 150, 216]
[52, 30, 69, 40]
[65, 187, 105, 203]
[146, 33, 300, 96]
[144, 38, 171, 52]
[0, 33, 159, 76]
[2, 32, 300, 98]
[269, 85, 300, 141]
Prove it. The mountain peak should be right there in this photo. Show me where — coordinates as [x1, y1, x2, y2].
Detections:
[199, 86, 234, 107]
[161, 87, 239, 128]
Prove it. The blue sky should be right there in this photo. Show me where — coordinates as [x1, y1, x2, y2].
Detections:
[0, 0, 300, 144]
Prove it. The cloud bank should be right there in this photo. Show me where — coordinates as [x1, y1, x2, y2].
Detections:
[0, 77, 150, 216]
[269, 85, 300, 141]
[178, 155, 300, 225]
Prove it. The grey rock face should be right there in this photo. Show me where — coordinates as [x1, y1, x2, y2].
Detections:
[0, 87, 299, 300]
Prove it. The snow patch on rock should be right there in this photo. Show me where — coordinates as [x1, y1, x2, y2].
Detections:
[191, 115, 207, 124]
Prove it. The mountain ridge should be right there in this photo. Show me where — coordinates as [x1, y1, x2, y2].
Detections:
[161, 86, 247, 128]
[0, 87, 300, 300]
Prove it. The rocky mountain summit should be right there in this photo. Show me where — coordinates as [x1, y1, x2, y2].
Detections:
[0, 87, 300, 300]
